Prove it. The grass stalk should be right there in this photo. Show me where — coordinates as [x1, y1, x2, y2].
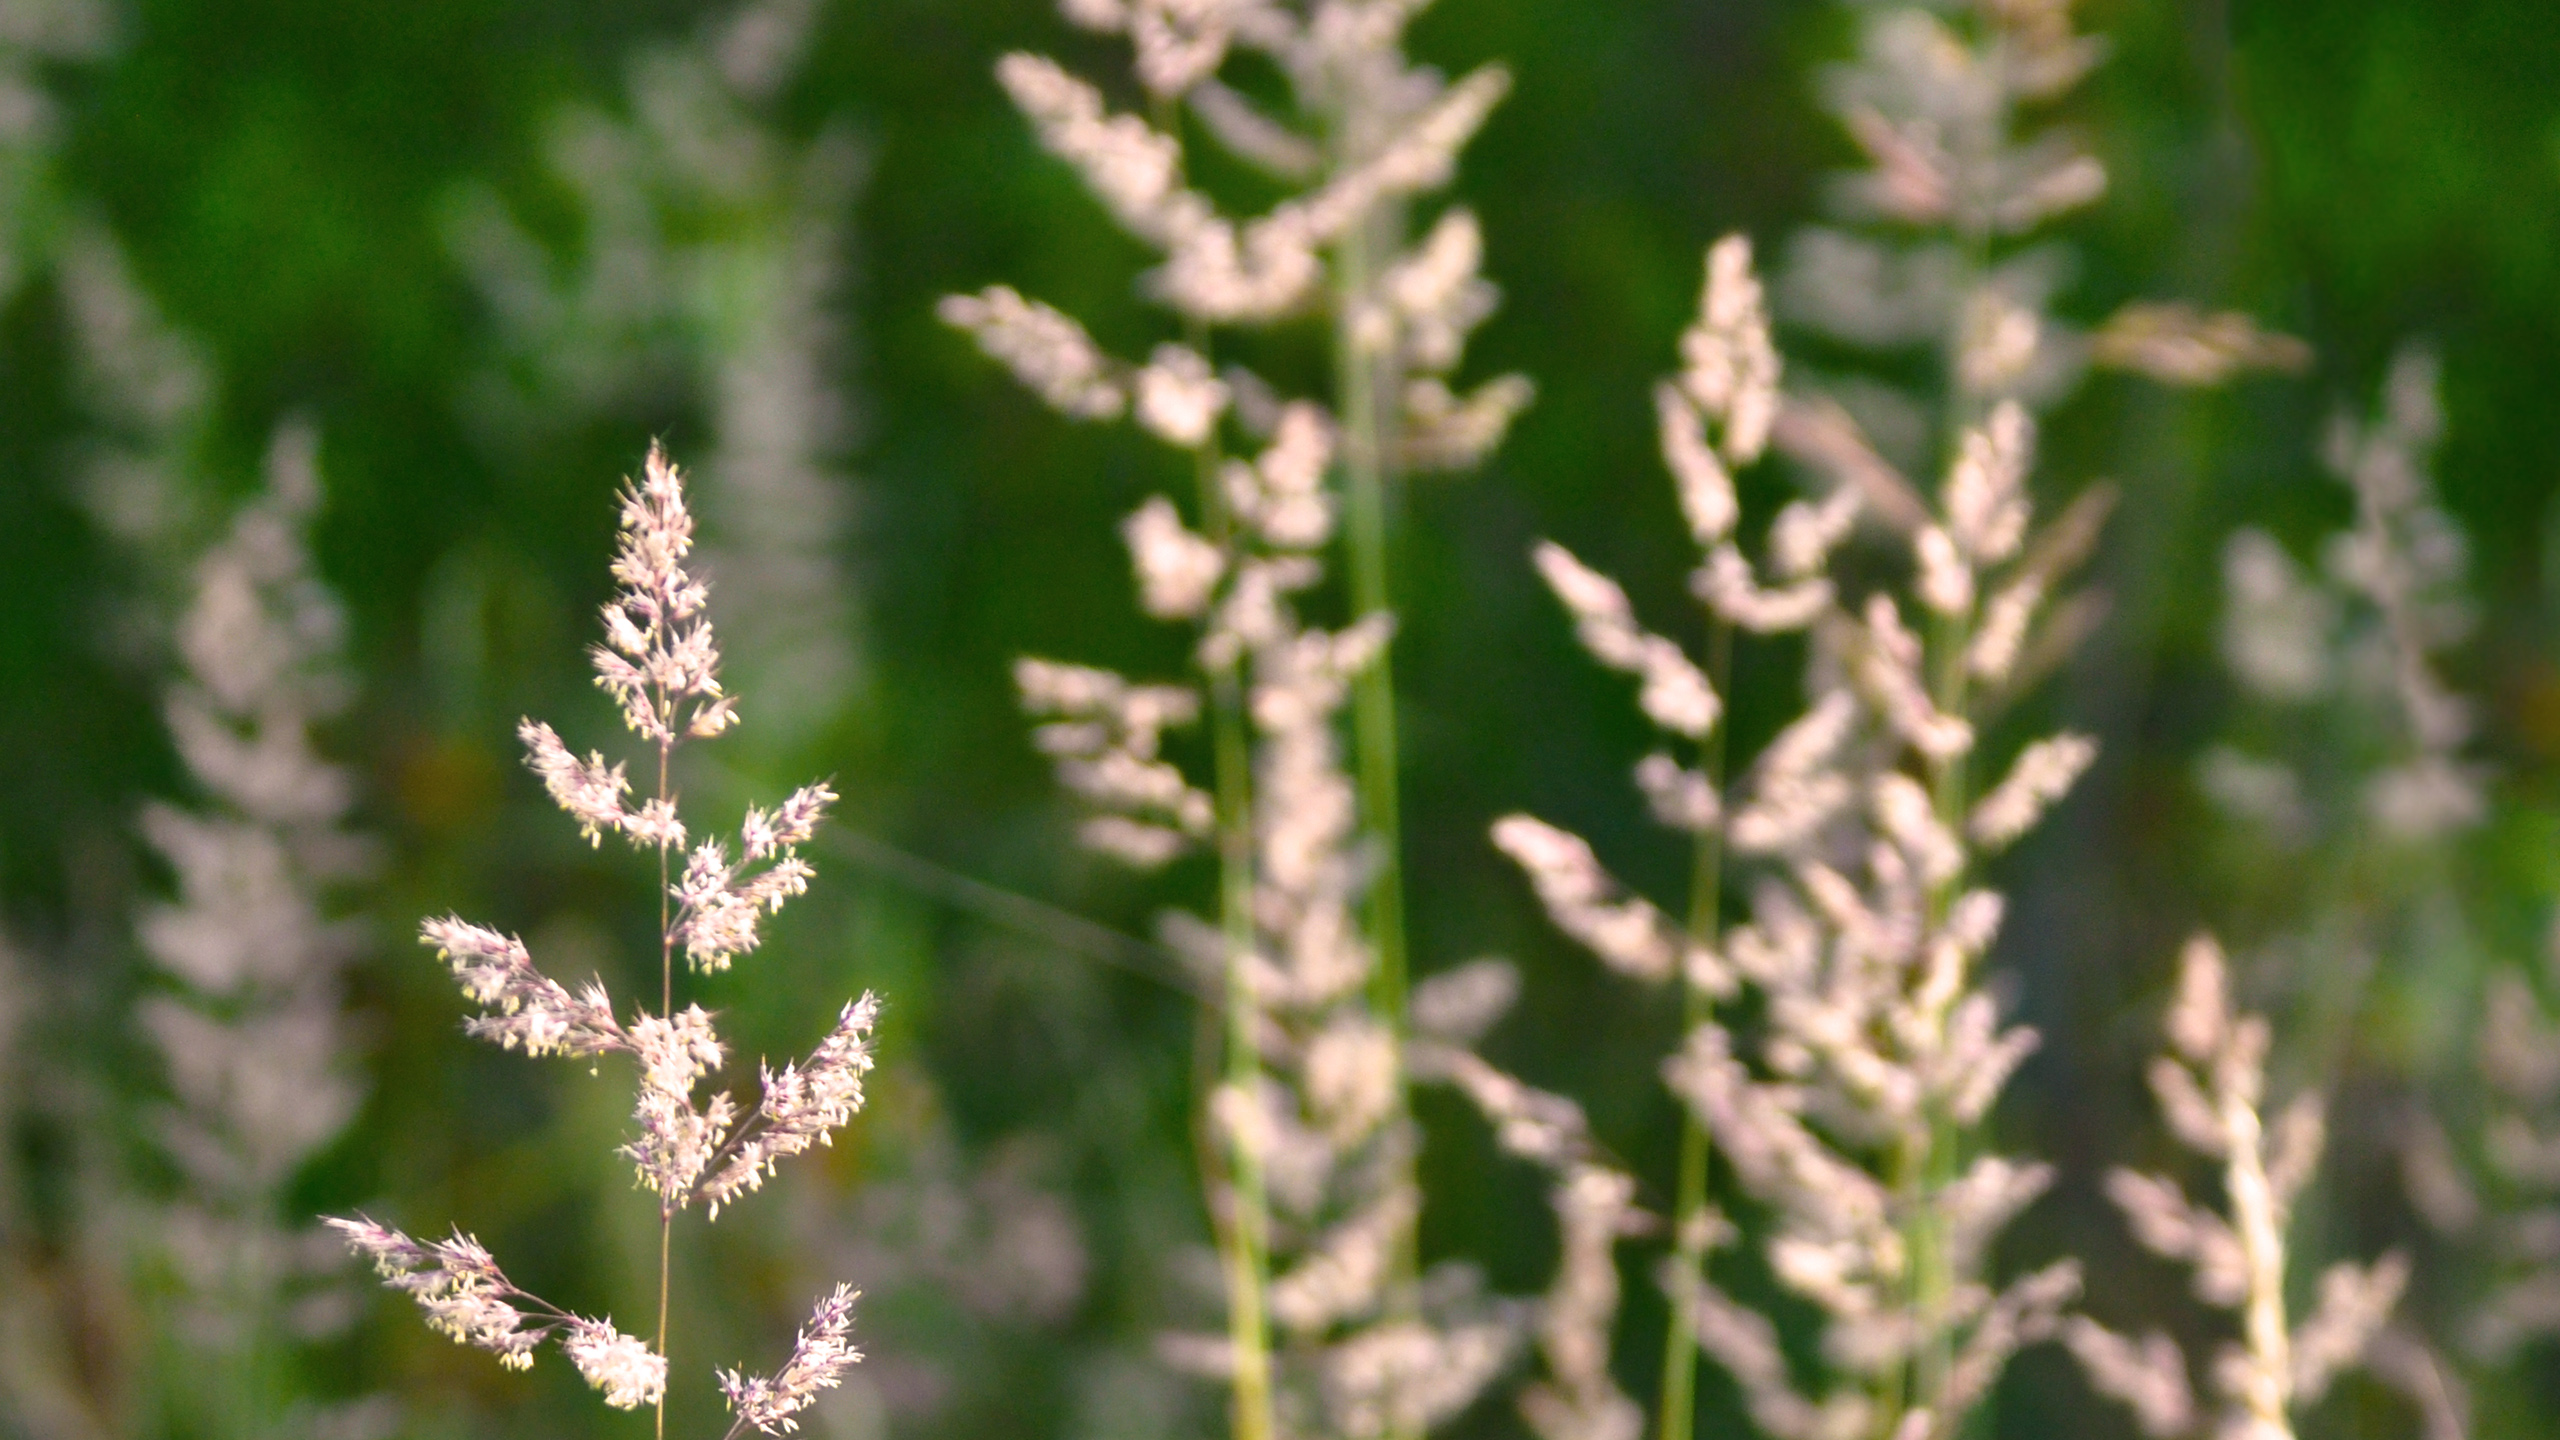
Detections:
[1196, 400, 1277, 1440]
[1906, 222, 1997, 1427]
[1334, 203, 1411, 1035]
[655, 734, 673, 1440]
[1333, 174, 1427, 1440]
[1657, 618, 1733, 1440]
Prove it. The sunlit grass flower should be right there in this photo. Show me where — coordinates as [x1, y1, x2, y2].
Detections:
[331, 445, 874, 1433]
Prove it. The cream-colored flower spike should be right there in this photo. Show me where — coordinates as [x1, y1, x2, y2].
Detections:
[2067, 935, 2408, 1439]
[140, 425, 372, 1366]
[947, 10, 1536, 1437]
[331, 448, 872, 1430]
[1496, 227, 2117, 1440]
[2206, 348, 2480, 846]
[1475, 7, 2319, 1439]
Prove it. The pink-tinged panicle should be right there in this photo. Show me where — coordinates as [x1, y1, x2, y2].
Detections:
[1133, 343, 1229, 448]
[743, 782, 834, 861]
[1655, 245, 1862, 639]
[1506, 222, 2107, 1440]
[957, 8, 1536, 1434]
[1856, 593, 1974, 763]
[131, 423, 382, 1364]
[442, 0, 863, 754]
[1635, 752, 1722, 834]
[1767, 487, 1863, 584]
[521, 718, 633, 843]
[1320, 1317, 1520, 1440]
[2076, 935, 2407, 1440]
[1124, 495, 1226, 620]
[1268, 1187, 1417, 1334]
[325, 1218, 530, 1367]
[1942, 403, 2032, 568]
[938, 286, 1129, 421]
[1225, 402, 1335, 549]
[1658, 382, 1738, 547]
[673, 782, 837, 972]
[1530, 542, 1722, 740]
[2212, 347, 2481, 846]
[366, 447, 873, 1423]
[1678, 1263, 1872, 1440]
[2060, 1319, 2195, 1438]
[564, 1319, 670, 1410]
[633, 1006, 726, 1098]
[591, 443, 734, 746]
[1492, 815, 1729, 993]
[625, 1070, 736, 1211]
[972, 4, 1522, 338]
[1680, 234, 1780, 466]
[1414, 1043, 1594, 1172]
[520, 718, 689, 849]
[1376, 209, 1497, 374]
[719, 1283, 862, 1434]
[1518, 1165, 1645, 1440]
[1218, 404, 1341, 548]
[2289, 1256, 2410, 1406]
[1967, 734, 2096, 851]
[1693, 540, 1841, 637]
[1018, 658, 1213, 868]
[1408, 958, 1521, 1051]
[1776, 0, 2298, 571]
[326, 1216, 666, 1401]
[2090, 304, 2311, 388]
[421, 917, 627, 1058]
[2465, 926, 2560, 1359]
[1399, 372, 1535, 473]
[702, 995, 881, 1215]
[995, 53, 1191, 245]
[1726, 691, 1861, 859]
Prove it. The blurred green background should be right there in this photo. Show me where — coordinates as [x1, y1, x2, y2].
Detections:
[5, 0, 2560, 1437]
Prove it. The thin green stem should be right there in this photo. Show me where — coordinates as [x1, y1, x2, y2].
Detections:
[1147, 87, 1274, 1440]
[1195, 395, 1276, 1440]
[1906, 232, 1988, 1430]
[1903, 549, 1974, 1433]
[655, 735, 672, 1440]
[1334, 190, 1427, 1406]
[1657, 620, 1732, 1440]
[1213, 685, 1275, 1440]
[1324, 102, 1427, 1440]
[1335, 204, 1409, 1033]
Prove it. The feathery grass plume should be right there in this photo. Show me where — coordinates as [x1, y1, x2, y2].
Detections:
[2193, 348, 2486, 1433]
[446, 0, 862, 753]
[53, 154, 345, 1439]
[1489, 232, 1779, 1440]
[983, 2, 1530, 985]
[1498, 234, 2110, 1440]
[947, 8, 1527, 1437]
[1003, 395, 1519, 1440]
[2067, 935, 2408, 1440]
[2200, 347, 2478, 1013]
[1405, 958, 1645, 1440]
[329, 446, 875, 1438]
[132, 424, 387, 1433]
[58, 215, 218, 567]
[1775, 0, 2301, 542]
